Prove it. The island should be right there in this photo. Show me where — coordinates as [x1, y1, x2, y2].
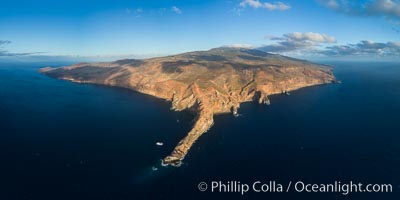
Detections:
[40, 47, 337, 166]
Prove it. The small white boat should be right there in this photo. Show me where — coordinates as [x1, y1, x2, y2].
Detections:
[156, 142, 164, 146]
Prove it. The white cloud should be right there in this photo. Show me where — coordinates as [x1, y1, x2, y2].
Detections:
[172, 6, 182, 14]
[240, 0, 291, 11]
[259, 32, 337, 53]
[259, 33, 400, 58]
[277, 32, 337, 43]
[224, 44, 254, 48]
[263, 2, 291, 10]
[320, 40, 400, 56]
[317, 0, 400, 19]
[240, 0, 263, 8]
[367, 0, 400, 18]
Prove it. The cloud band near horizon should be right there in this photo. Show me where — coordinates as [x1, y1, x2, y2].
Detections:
[258, 32, 400, 57]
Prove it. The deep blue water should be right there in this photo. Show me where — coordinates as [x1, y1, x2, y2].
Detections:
[0, 62, 399, 200]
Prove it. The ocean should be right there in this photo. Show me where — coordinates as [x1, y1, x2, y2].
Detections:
[0, 61, 399, 200]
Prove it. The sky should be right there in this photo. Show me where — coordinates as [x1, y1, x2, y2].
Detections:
[0, 0, 400, 61]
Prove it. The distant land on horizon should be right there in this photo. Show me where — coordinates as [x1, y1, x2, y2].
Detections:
[40, 47, 338, 166]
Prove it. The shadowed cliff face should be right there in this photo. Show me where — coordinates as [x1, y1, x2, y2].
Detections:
[40, 47, 337, 166]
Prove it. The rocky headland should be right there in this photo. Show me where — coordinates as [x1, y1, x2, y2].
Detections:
[40, 47, 337, 166]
